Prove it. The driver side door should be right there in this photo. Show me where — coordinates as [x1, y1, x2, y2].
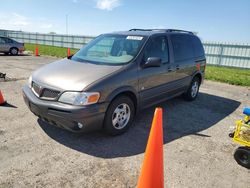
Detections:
[0, 37, 7, 52]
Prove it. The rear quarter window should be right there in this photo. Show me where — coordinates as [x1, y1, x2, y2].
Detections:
[0, 37, 4, 43]
[192, 36, 205, 57]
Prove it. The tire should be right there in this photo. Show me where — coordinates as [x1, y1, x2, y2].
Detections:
[10, 47, 18, 55]
[184, 76, 200, 101]
[234, 147, 250, 169]
[104, 95, 135, 135]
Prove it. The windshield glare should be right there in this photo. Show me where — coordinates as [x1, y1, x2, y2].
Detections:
[72, 34, 145, 65]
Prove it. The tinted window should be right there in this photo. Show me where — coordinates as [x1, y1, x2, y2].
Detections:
[144, 36, 169, 63]
[5, 38, 13, 43]
[171, 34, 194, 61]
[0, 37, 6, 44]
[0, 37, 13, 44]
[192, 36, 205, 57]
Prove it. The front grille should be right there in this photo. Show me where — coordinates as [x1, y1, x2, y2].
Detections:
[32, 82, 60, 100]
[41, 88, 60, 99]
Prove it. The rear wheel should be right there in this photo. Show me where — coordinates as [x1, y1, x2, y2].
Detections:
[184, 76, 200, 101]
[10, 47, 18, 55]
[234, 147, 250, 169]
[104, 95, 135, 135]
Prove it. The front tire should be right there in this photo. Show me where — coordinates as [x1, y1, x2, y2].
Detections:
[10, 47, 18, 55]
[104, 95, 135, 135]
[184, 76, 200, 101]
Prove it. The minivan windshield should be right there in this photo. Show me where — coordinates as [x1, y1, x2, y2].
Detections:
[72, 34, 145, 65]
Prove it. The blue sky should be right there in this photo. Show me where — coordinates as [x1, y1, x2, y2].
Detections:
[0, 0, 250, 43]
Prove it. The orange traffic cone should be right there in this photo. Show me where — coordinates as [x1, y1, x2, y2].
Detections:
[67, 48, 71, 57]
[35, 45, 39, 56]
[0, 90, 6, 106]
[137, 108, 164, 188]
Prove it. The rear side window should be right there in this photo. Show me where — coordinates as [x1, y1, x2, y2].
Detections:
[1, 38, 13, 44]
[171, 34, 194, 61]
[0, 37, 6, 44]
[192, 36, 205, 57]
[144, 36, 169, 63]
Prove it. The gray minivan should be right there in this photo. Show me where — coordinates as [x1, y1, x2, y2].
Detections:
[22, 29, 206, 135]
[0, 36, 25, 55]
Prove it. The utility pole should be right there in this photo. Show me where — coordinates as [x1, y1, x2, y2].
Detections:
[66, 14, 68, 36]
[66, 14, 71, 57]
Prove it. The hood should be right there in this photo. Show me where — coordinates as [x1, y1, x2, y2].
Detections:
[32, 58, 122, 91]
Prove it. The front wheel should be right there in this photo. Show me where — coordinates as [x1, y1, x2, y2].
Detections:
[10, 47, 18, 55]
[104, 95, 135, 135]
[184, 76, 200, 101]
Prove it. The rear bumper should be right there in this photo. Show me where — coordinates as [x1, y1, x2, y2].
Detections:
[22, 84, 108, 132]
[19, 46, 25, 53]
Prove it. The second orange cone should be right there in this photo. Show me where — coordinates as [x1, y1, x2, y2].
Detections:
[137, 108, 164, 188]
[0, 90, 6, 105]
[35, 45, 39, 56]
[67, 48, 71, 57]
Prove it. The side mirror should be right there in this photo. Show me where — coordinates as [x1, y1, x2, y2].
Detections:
[142, 57, 161, 68]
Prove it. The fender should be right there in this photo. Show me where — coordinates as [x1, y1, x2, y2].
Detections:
[191, 70, 203, 84]
[106, 86, 139, 110]
[107, 86, 138, 101]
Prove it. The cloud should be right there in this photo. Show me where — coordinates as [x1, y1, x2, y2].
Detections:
[96, 0, 121, 11]
[40, 24, 53, 29]
[12, 13, 27, 20]
[11, 12, 30, 26]
[0, 12, 54, 32]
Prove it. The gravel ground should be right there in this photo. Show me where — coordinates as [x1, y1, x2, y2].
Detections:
[0, 55, 250, 188]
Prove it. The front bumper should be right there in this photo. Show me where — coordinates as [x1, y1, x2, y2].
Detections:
[22, 84, 107, 132]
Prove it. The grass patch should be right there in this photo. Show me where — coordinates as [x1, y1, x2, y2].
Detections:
[25, 43, 79, 58]
[24, 43, 250, 87]
[205, 65, 250, 86]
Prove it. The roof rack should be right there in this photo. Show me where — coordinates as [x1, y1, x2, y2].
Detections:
[129, 29, 154, 32]
[166, 29, 194, 34]
[129, 28, 194, 34]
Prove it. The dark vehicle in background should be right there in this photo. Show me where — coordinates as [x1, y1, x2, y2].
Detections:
[0, 36, 24, 55]
[22, 29, 206, 135]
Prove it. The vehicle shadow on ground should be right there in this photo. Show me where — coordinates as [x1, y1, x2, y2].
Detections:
[38, 92, 240, 158]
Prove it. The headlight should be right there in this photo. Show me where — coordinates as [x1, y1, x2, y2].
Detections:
[58, 91, 100, 106]
[28, 75, 32, 88]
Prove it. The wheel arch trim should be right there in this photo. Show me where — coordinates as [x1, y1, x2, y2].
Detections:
[106, 86, 139, 111]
